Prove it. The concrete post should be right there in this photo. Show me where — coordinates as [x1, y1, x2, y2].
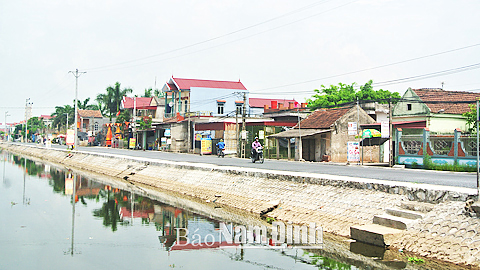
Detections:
[423, 128, 429, 155]
[454, 128, 460, 165]
[395, 128, 402, 164]
[287, 138, 291, 160]
[276, 138, 280, 160]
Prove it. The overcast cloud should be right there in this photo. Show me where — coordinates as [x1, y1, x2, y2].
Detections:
[1, 0, 480, 123]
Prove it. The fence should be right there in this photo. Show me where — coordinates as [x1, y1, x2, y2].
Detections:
[396, 128, 478, 167]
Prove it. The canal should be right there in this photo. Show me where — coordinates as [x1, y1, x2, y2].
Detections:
[0, 151, 422, 269]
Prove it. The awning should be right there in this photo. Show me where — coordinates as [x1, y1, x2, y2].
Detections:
[268, 129, 331, 138]
[360, 137, 389, 146]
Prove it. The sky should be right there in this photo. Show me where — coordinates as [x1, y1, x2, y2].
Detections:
[1, 0, 480, 124]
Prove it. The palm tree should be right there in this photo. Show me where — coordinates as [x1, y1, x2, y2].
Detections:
[77, 97, 100, 110]
[142, 88, 153, 97]
[97, 82, 132, 121]
[51, 105, 74, 132]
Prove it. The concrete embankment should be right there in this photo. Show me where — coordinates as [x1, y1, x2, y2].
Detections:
[2, 142, 480, 268]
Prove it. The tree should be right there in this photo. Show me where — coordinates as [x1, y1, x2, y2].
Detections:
[307, 80, 401, 108]
[77, 97, 99, 110]
[463, 104, 477, 134]
[51, 105, 75, 132]
[97, 82, 133, 121]
[116, 110, 131, 124]
[142, 88, 153, 97]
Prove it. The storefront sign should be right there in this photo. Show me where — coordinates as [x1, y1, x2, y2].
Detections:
[347, 141, 360, 162]
[348, 122, 357, 135]
[129, 138, 136, 149]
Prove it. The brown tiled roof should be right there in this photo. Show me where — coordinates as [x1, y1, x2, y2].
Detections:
[296, 107, 350, 129]
[413, 88, 480, 114]
[78, 109, 103, 118]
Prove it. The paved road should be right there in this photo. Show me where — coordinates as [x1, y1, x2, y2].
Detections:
[16, 143, 480, 189]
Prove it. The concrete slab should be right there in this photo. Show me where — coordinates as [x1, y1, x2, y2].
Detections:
[350, 224, 403, 247]
[386, 208, 425, 220]
[373, 214, 416, 230]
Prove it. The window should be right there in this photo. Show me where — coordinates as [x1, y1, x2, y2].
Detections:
[217, 103, 224, 114]
[94, 122, 99, 131]
[217, 100, 226, 115]
[236, 103, 242, 115]
[184, 100, 188, 112]
[407, 104, 412, 111]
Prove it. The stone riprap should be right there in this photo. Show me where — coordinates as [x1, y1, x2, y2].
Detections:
[2, 142, 480, 268]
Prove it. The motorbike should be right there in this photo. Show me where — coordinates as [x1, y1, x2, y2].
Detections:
[217, 148, 225, 158]
[251, 146, 264, 163]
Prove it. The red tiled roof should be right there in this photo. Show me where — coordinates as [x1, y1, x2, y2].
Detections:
[78, 110, 103, 118]
[297, 107, 350, 129]
[40, 115, 54, 120]
[171, 77, 247, 90]
[249, 98, 298, 108]
[121, 97, 156, 110]
[412, 88, 480, 114]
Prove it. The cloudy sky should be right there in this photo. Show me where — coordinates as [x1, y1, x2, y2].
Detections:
[1, 0, 480, 123]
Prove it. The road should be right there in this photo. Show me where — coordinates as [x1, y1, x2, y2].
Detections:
[15, 142, 479, 189]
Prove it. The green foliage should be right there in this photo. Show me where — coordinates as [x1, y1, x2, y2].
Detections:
[422, 153, 476, 172]
[77, 97, 99, 110]
[265, 217, 276, 224]
[462, 104, 477, 134]
[116, 110, 131, 124]
[307, 80, 401, 109]
[408, 257, 425, 264]
[51, 105, 75, 132]
[142, 88, 153, 97]
[138, 115, 152, 130]
[96, 82, 133, 121]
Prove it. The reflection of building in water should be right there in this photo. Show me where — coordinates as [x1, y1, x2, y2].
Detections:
[154, 204, 189, 250]
[153, 203, 238, 250]
[65, 175, 103, 196]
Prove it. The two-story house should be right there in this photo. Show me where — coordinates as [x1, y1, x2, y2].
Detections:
[158, 77, 249, 153]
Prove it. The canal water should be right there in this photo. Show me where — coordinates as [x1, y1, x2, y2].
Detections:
[0, 151, 389, 269]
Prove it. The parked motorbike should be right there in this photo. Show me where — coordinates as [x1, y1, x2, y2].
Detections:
[251, 146, 264, 163]
[217, 148, 225, 158]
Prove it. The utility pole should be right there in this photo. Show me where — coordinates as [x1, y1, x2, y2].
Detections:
[25, 98, 32, 143]
[477, 99, 479, 197]
[4, 111, 10, 142]
[236, 106, 239, 157]
[66, 113, 69, 133]
[389, 98, 393, 167]
[69, 69, 86, 150]
[187, 100, 191, 153]
[241, 92, 247, 158]
[298, 108, 302, 161]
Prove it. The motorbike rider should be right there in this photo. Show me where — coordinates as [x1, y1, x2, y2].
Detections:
[216, 139, 225, 155]
[251, 137, 262, 159]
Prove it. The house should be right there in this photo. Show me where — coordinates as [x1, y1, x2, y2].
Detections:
[120, 96, 164, 121]
[392, 88, 480, 133]
[162, 77, 248, 118]
[269, 106, 378, 162]
[158, 77, 249, 153]
[77, 109, 106, 136]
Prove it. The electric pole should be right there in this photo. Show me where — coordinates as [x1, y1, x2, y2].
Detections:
[241, 92, 247, 158]
[4, 111, 10, 142]
[25, 98, 32, 143]
[69, 69, 86, 150]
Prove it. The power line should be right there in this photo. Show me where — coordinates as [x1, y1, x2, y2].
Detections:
[250, 61, 480, 96]
[82, 0, 357, 72]
[252, 43, 480, 94]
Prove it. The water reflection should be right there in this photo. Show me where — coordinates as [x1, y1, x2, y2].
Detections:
[1, 151, 366, 269]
